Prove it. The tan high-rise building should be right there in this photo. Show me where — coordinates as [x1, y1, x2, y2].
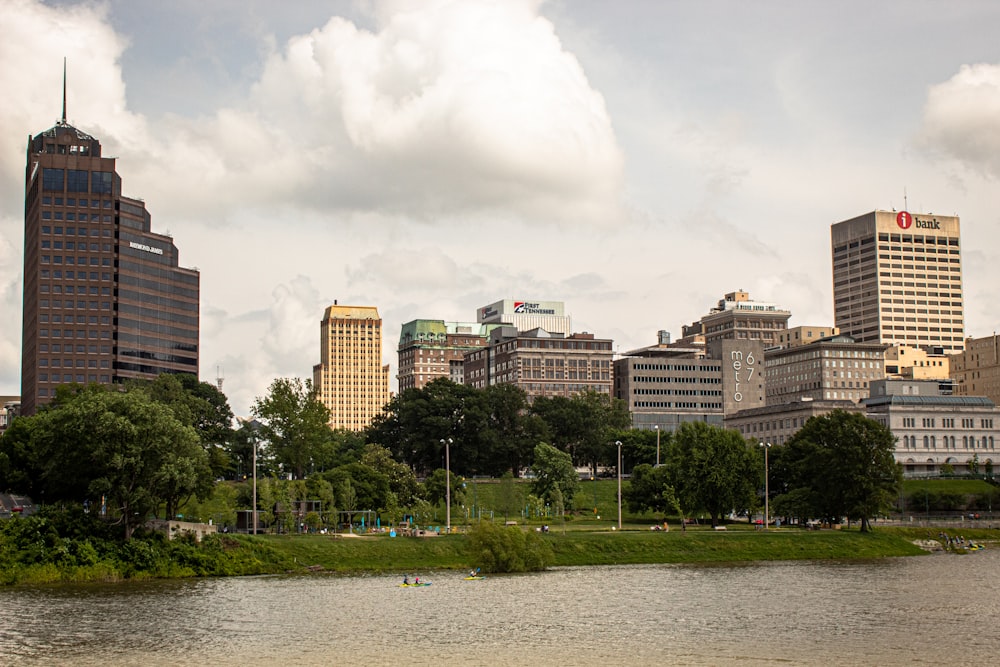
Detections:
[312, 303, 390, 431]
[951, 334, 1000, 403]
[831, 210, 964, 353]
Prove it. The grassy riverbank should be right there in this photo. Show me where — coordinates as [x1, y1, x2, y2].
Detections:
[259, 527, 935, 574]
[6, 515, 994, 586]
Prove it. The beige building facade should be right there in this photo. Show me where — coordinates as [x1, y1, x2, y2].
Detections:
[613, 341, 723, 432]
[726, 399, 863, 446]
[884, 344, 950, 380]
[950, 334, 1000, 403]
[313, 303, 390, 431]
[865, 379, 999, 476]
[764, 334, 886, 406]
[773, 326, 839, 348]
[831, 210, 965, 353]
[680, 291, 791, 354]
[464, 327, 613, 400]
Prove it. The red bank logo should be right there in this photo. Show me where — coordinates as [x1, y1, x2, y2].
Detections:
[896, 211, 912, 229]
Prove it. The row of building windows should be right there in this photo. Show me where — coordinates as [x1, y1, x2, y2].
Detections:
[40, 253, 113, 266]
[38, 299, 111, 310]
[633, 401, 722, 409]
[37, 376, 112, 391]
[41, 196, 113, 208]
[38, 327, 111, 336]
[633, 389, 722, 397]
[39, 358, 110, 369]
[40, 285, 112, 296]
[41, 269, 111, 281]
[38, 344, 111, 354]
[632, 363, 721, 372]
[901, 435, 996, 450]
[42, 168, 114, 194]
[633, 376, 720, 384]
[41, 212, 113, 222]
[875, 233, 960, 245]
[41, 241, 112, 252]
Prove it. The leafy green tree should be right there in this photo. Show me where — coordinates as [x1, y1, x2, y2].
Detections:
[667, 422, 761, 528]
[337, 479, 357, 529]
[360, 443, 421, 507]
[624, 463, 678, 518]
[128, 373, 235, 478]
[465, 522, 554, 573]
[530, 390, 631, 474]
[12, 388, 209, 539]
[530, 442, 580, 509]
[477, 383, 544, 476]
[327, 428, 368, 468]
[779, 410, 901, 532]
[304, 476, 337, 524]
[422, 468, 467, 509]
[251, 378, 331, 479]
[324, 463, 393, 516]
[367, 379, 476, 473]
[0, 415, 44, 496]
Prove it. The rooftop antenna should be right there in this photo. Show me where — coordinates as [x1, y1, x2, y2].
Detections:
[903, 187, 908, 212]
[61, 57, 67, 124]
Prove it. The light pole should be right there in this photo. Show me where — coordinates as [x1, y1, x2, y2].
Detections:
[252, 438, 258, 535]
[655, 425, 661, 467]
[760, 442, 771, 531]
[441, 438, 453, 533]
[616, 440, 623, 531]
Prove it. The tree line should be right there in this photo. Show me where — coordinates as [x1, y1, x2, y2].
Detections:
[0, 373, 902, 538]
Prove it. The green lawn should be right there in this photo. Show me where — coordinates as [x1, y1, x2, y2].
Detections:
[257, 526, 934, 574]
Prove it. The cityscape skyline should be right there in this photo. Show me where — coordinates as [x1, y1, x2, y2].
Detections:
[3, 1, 1000, 418]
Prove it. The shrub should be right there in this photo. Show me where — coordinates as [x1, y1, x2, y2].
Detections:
[465, 521, 554, 573]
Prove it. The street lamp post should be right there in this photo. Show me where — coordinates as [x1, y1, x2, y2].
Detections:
[616, 440, 623, 531]
[655, 425, 661, 466]
[760, 442, 771, 531]
[441, 438, 453, 533]
[252, 439, 258, 535]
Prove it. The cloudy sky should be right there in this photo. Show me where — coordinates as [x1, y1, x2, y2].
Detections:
[2, 0, 1000, 417]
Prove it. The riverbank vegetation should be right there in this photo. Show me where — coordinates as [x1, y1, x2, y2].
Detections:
[9, 501, 996, 586]
[3, 376, 999, 587]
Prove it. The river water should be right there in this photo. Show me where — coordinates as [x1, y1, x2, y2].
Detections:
[1, 549, 998, 666]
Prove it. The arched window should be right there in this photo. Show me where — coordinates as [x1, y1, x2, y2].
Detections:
[923, 435, 929, 449]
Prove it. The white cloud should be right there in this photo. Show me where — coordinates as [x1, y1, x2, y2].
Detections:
[125, 0, 626, 229]
[917, 63, 1000, 180]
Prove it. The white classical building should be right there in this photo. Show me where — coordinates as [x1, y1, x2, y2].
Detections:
[863, 379, 999, 477]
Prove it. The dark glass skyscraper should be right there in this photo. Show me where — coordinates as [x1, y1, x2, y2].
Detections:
[20, 91, 199, 415]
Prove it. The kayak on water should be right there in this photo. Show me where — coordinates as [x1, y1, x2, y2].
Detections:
[463, 576, 486, 580]
[399, 582, 432, 587]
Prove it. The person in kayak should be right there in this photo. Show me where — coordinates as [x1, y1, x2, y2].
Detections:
[403, 575, 409, 585]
